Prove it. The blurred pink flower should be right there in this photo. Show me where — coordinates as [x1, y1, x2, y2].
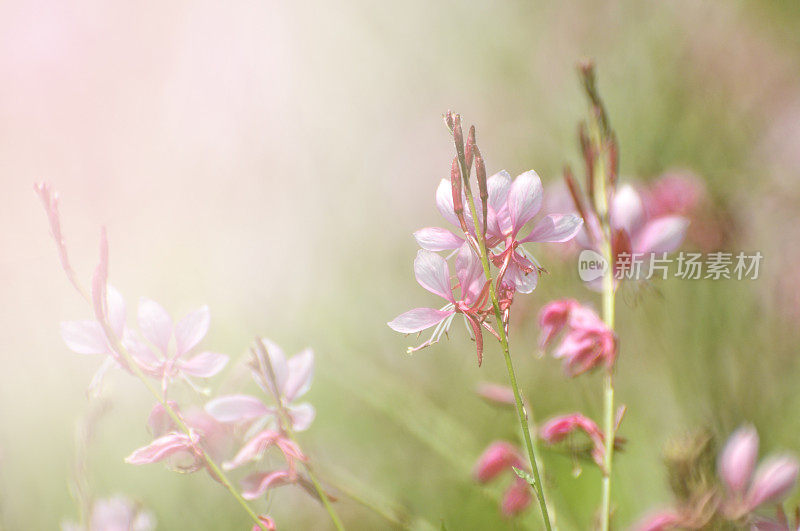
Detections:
[252, 516, 276, 531]
[475, 382, 516, 408]
[125, 431, 203, 468]
[540, 413, 606, 468]
[206, 339, 316, 431]
[61, 495, 155, 531]
[387, 246, 491, 364]
[127, 299, 228, 392]
[222, 429, 306, 471]
[718, 425, 799, 519]
[473, 441, 531, 517]
[642, 171, 705, 219]
[632, 509, 683, 531]
[539, 300, 616, 376]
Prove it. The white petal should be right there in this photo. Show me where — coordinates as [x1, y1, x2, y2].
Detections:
[413, 227, 464, 251]
[60, 320, 108, 355]
[284, 349, 314, 402]
[610, 185, 644, 235]
[634, 216, 689, 254]
[507, 171, 543, 233]
[205, 395, 270, 423]
[387, 307, 452, 334]
[288, 403, 316, 431]
[137, 298, 173, 354]
[522, 214, 583, 243]
[175, 306, 210, 355]
[178, 351, 228, 378]
[413, 250, 454, 302]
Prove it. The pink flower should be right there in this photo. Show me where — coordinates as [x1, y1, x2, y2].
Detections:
[252, 516, 276, 531]
[475, 382, 516, 408]
[642, 171, 705, 219]
[473, 441, 523, 483]
[387, 246, 492, 364]
[484, 171, 582, 293]
[473, 441, 531, 517]
[147, 402, 232, 464]
[127, 299, 228, 392]
[414, 172, 582, 294]
[62, 495, 156, 531]
[540, 413, 606, 468]
[539, 300, 616, 376]
[609, 184, 689, 257]
[718, 425, 799, 518]
[222, 429, 306, 471]
[125, 431, 203, 468]
[205, 339, 316, 432]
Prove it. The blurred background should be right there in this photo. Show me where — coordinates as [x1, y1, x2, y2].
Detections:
[2, 0, 800, 528]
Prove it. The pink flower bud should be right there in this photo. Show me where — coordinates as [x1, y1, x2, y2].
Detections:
[473, 441, 522, 483]
[475, 382, 515, 408]
[252, 515, 276, 531]
[501, 478, 532, 517]
[538, 299, 578, 347]
[746, 455, 799, 509]
[718, 425, 759, 495]
[540, 413, 606, 468]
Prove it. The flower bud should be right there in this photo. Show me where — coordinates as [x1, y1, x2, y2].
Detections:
[746, 455, 799, 509]
[473, 441, 522, 483]
[501, 478, 532, 517]
[718, 425, 759, 495]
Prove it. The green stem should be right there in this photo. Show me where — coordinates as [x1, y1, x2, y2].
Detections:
[459, 160, 553, 530]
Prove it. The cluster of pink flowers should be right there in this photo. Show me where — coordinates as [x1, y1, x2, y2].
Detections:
[539, 299, 616, 377]
[388, 158, 582, 364]
[37, 183, 329, 531]
[636, 425, 799, 530]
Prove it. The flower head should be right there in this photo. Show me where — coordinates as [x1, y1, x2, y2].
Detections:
[539, 300, 616, 376]
[388, 246, 492, 364]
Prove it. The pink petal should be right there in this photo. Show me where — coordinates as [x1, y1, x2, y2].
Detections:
[634, 216, 689, 254]
[455, 244, 485, 303]
[240, 470, 293, 500]
[718, 425, 759, 495]
[633, 510, 682, 531]
[501, 477, 532, 517]
[205, 395, 271, 423]
[413, 227, 464, 251]
[487, 170, 512, 236]
[387, 308, 452, 334]
[610, 184, 645, 235]
[287, 403, 315, 431]
[413, 250, 454, 301]
[506, 259, 538, 294]
[137, 298, 173, 354]
[175, 306, 210, 356]
[747, 455, 799, 509]
[284, 349, 314, 402]
[473, 441, 522, 483]
[125, 433, 195, 465]
[476, 382, 516, 407]
[223, 430, 280, 470]
[178, 351, 228, 378]
[252, 516, 276, 531]
[507, 171, 543, 234]
[522, 214, 583, 243]
[106, 286, 127, 337]
[60, 320, 108, 355]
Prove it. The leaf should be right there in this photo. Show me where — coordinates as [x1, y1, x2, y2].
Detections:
[512, 466, 537, 488]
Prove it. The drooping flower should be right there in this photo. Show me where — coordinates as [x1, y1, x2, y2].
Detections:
[718, 425, 799, 519]
[387, 245, 492, 364]
[473, 441, 531, 517]
[126, 299, 228, 393]
[61, 495, 156, 531]
[539, 300, 616, 376]
[540, 413, 607, 468]
[205, 338, 316, 432]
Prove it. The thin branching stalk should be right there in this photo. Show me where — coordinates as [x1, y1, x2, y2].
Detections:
[453, 127, 553, 530]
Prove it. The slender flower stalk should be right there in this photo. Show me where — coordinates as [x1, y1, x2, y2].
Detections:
[451, 115, 554, 530]
[252, 339, 346, 531]
[579, 61, 618, 531]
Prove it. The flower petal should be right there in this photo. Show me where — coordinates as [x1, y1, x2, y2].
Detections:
[178, 352, 228, 378]
[287, 403, 316, 431]
[435, 178, 461, 227]
[223, 429, 280, 470]
[387, 308, 452, 334]
[205, 395, 271, 423]
[455, 244, 484, 304]
[413, 249, 454, 301]
[522, 214, 583, 243]
[610, 184, 645, 235]
[487, 170, 512, 236]
[284, 349, 314, 402]
[747, 455, 799, 509]
[106, 286, 127, 337]
[259, 338, 288, 394]
[413, 227, 464, 251]
[137, 298, 173, 354]
[175, 306, 210, 356]
[240, 470, 293, 500]
[718, 425, 759, 495]
[61, 320, 108, 355]
[507, 171, 543, 234]
[634, 216, 689, 254]
[124, 433, 194, 465]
